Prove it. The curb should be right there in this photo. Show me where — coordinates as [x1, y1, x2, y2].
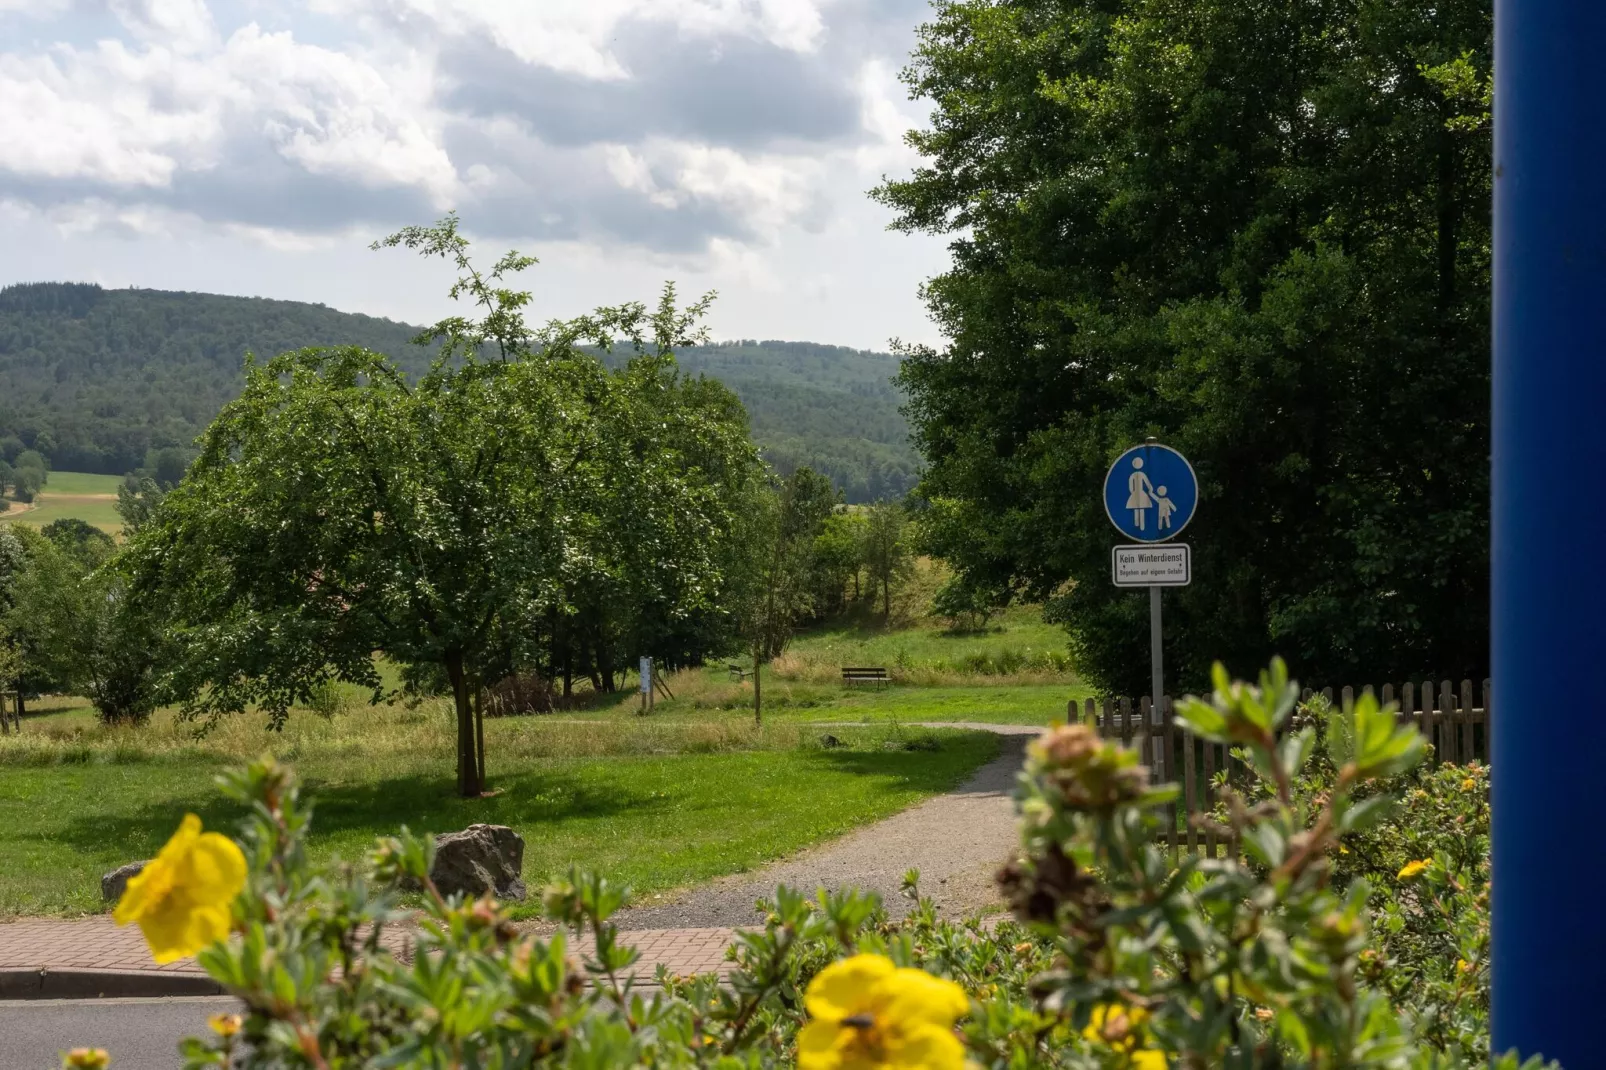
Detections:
[0, 967, 225, 1000]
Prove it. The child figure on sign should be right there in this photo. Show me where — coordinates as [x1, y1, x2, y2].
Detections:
[1154, 486, 1177, 531]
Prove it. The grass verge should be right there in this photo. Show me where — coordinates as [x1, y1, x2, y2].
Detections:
[0, 702, 999, 919]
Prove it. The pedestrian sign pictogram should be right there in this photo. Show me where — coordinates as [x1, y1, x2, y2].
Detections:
[1103, 442, 1198, 542]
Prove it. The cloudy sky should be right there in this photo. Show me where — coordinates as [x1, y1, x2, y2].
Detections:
[0, 0, 951, 349]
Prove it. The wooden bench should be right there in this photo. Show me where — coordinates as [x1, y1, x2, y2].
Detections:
[841, 667, 890, 689]
[728, 664, 752, 682]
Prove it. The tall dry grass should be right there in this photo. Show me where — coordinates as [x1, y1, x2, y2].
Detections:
[0, 692, 878, 769]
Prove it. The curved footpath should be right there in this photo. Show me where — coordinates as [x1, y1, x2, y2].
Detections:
[611, 722, 1038, 930]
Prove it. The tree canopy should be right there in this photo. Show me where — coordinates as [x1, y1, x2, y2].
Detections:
[126, 218, 762, 796]
[880, 0, 1492, 693]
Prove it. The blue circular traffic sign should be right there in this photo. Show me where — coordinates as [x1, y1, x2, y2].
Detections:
[1103, 442, 1198, 542]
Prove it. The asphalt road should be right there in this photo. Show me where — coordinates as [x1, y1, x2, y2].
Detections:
[0, 996, 239, 1070]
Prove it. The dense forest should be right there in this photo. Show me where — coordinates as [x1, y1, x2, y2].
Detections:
[0, 283, 918, 501]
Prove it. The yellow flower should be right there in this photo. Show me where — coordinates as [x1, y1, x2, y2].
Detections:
[1460, 777, 1476, 791]
[61, 1049, 110, 1069]
[114, 814, 246, 964]
[1397, 859, 1432, 881]
[797, 954, 968, 1070]
[208, 1013, 242, 1038]
[1084, 1005, 1167, 1069]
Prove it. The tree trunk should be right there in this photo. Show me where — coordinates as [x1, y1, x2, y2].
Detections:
[882, 573, 892, 622]
[474, 686, 486, 792]
[753, 644, 762, 727]
[444, 650, 483, 798]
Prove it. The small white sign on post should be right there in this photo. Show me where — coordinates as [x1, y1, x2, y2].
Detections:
[639, 656, 652, 694]
[1112, 543, 1191, 587]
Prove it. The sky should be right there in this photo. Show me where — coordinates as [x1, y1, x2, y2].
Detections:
[0, 0, 952, 350]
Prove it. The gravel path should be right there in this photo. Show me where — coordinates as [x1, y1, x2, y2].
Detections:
[612, 723, 1042, 930]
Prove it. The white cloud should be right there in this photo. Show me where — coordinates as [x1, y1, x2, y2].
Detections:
[0, 0, 951, 348]
[312, 0, 828, 79]
[109, 0, 217, 53]
[0, 23, 456, 203]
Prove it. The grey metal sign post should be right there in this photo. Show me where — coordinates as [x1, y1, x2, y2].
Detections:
[1105, 441, 1198, 721]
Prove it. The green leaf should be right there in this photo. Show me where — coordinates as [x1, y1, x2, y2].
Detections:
[1175, 696, 1228, 740]
[1337, 793, 1397, 834]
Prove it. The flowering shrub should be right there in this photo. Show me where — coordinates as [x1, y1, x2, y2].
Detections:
[87, 661, 1550, 1069]
[1214, 692, 1495, 1061]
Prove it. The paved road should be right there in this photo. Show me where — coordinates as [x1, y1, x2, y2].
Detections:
[0, 996, 239, 1069]
[611, 723, 1039, 929]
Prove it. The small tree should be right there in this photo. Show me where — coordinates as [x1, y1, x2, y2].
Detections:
[126, 216, 754, 797]
[6, 529, 159, 723]
[11, 464, 44, 503]
[0, 622, 20, 694]
[810, 510, 865, 616]
[862, 500, 912, 623]
[116, 476, 166, 536]
[736, 468, 836, 724]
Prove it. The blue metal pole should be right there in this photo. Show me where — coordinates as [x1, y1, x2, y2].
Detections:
[1492, 1, 1606, 1064]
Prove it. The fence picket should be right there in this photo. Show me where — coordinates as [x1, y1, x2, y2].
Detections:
[1101, 696, 1114, 740]
[1182, 721, 1198, 854]
[1342, 685, 1355, 709]
[1202, 735, 1217, 858]
[1402, 681, 1416, 729]
[1460, 680, 1475, 763]
[1119, 696, 1133, 747]
[1482, 678, 1493, 764]
[1162, 696, 1179, 858]
[1444, 681, 1457, 762]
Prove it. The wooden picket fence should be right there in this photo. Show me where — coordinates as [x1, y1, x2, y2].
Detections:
[1069, 679, 1491, 857]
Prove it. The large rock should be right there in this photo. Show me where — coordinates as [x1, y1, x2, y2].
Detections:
[430, 825, 526, 901]
[101, 861, 150, 903]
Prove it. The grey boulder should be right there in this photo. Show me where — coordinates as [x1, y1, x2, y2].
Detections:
[101, 861, 150, 903]
[430, 824, 526, 901]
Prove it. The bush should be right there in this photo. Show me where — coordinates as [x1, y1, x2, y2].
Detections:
[96, 661, 1546, 1069]
[303, 680, 344, 720]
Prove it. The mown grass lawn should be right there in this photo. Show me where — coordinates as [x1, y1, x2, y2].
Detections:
[1, 470, 124, 535]
[0, 598, 1081, 918]
[0, 704, 998, 919]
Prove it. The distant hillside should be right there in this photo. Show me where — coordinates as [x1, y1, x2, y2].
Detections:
[0, 283, 919, 502]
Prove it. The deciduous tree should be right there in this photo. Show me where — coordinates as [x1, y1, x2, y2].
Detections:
[127, 217, 758, 796]
[878, 0, 1492, 691]
[735, 467, 837, 723]
[862, 501, 912, 623]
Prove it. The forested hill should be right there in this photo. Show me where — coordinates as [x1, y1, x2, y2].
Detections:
[0, 282, 918, 502]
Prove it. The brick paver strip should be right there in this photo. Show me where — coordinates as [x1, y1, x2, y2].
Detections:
[0, 917, 738, 985]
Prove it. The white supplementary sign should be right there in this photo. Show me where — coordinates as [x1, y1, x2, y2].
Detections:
[639, 656, 652, 694]
[1112, 543, 1191, 587]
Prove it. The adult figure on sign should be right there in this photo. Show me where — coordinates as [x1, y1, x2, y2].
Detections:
[1103, 441, 1198, 544]
[1125, 458, 1156, 530]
